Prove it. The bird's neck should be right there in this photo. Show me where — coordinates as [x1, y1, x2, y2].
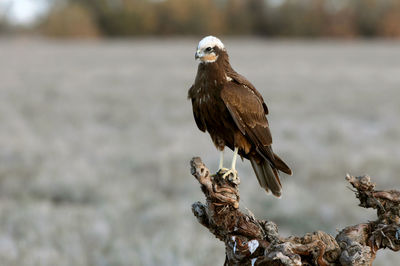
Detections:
[197, 52, 231, 86]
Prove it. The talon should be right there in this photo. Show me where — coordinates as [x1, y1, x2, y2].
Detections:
[217, 168, 230, 175]
[221, 169, 239, 184]
[221, 169, 235, 179]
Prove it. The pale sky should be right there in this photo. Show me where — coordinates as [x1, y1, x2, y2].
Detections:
[1, 0, 49, 24]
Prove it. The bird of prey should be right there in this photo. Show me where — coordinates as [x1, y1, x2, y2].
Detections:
[188, 36, 292, 197]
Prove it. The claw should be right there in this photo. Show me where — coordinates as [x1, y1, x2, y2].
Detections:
[217, 167, 230, 174]
[219, 168, 240, 185]
[216, 147, 240, 185]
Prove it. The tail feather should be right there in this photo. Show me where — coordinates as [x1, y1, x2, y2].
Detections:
[250, 157, 282, 197]
[273, 152, 292, 175]
[250, 158, 269, 193]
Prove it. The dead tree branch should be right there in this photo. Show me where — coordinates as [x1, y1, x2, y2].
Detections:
[190, 157, 400, 266]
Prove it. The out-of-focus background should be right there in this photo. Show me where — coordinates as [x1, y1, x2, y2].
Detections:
[1, 0, 400, 265]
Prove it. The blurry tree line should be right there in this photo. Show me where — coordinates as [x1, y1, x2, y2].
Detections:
[39, 0, 400, 38]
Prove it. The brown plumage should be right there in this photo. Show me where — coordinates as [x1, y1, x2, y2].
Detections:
[188, 36, 292, 197]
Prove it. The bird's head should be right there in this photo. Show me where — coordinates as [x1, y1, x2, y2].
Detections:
[195, 36, 225, 64]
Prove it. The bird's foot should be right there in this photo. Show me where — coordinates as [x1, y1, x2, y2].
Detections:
[217, 167, 230, 174]
[218, 168, 240, 185]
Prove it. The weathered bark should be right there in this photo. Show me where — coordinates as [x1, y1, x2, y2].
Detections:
[190, 157, 400, 266]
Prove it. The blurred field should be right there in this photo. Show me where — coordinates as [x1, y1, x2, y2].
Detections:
[0, 37, 399, 265]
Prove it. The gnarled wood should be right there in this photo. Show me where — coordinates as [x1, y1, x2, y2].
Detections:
[190, 157, 400, 265]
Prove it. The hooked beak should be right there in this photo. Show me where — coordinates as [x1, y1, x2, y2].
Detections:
[195, 49, 202, 60]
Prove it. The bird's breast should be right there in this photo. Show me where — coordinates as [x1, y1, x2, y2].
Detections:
[196, 91, 231, 127]
[196, 91, 211, 106]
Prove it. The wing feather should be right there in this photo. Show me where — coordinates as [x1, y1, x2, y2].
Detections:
[188, 85, 206, 132]
[221, 81, 274, 160]
[225, 70, 269, 114]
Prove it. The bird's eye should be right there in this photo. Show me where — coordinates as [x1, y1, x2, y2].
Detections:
[205, 47, 212, 52]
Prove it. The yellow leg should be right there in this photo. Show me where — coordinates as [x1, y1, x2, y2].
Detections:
[219, 151, 224, 169]
[221, 147, 239, 182]
[231, 147, 238, 171]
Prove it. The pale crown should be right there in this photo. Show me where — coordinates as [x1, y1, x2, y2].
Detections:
[197, 36, 225, 50]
